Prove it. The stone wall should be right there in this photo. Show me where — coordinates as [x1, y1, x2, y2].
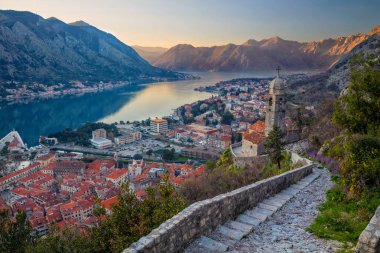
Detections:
[123, 164, 313, 253]
[230, 142, 268, 168]
[233, 154, 269, 169]
[356, 206, 380, 253]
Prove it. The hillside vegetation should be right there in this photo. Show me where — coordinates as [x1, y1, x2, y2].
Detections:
[307, 53, 380, 248]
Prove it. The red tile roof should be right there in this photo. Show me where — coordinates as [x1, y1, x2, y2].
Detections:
[106, 169, 128, 180]
[37, 152, 56, 161]
[11, 186, 30, 196]
[169, 176, 186, 186]
[100, 196, 119, 211]
[0, 163, 40, 184]
[8, 138, 20, 148]
[249, 120, 265, 133]
[135, 189, 146, 200]
[243, 131, 266, 145]
[88, 160, 115, 170]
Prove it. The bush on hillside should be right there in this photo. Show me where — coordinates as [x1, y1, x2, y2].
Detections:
[339, 135, 380, 198]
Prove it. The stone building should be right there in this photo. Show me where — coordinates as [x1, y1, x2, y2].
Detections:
[264, 73, 287, 136]
[232, 69, 299, 159]
[240, 120, 266, 157]
[54, 160, 86, 176]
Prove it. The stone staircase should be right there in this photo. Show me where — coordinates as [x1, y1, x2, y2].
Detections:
[185, 169, 321, 253]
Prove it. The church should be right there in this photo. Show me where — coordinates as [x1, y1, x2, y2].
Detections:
[232, 68, 299, 158]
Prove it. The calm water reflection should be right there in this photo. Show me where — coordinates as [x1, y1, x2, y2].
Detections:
[0, 72, 271, 146]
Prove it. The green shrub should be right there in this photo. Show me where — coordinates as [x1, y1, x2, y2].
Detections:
[308, 181, 380, 243]
[340, 135, 380, 197]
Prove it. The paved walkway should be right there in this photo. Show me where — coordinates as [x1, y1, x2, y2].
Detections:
[185, 169, 341, 253]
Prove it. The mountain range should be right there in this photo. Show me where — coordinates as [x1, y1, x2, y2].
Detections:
[132, 46, 168, 63]
[0, 10, 182, 84]
[152, 26, 380, 72]
[1, 10, 379, 84]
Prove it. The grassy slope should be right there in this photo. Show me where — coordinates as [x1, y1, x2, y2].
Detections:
[308, 179, 380, 244]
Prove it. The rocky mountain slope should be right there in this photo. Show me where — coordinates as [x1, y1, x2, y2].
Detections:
[326, 31, 380, 90]
[0, 10, 181, 84]
[132, 46, 167, 64]
[153, 26, 380, 72]
[286, 30, 380, 106]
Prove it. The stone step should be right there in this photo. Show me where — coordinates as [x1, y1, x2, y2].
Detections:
[262, 198, 283, 208]
[216, 225, 246, 241]
[275, 192, 293, 201]
[252, 207, 275, 216]
[236, 214, 261, 226]
[244, 209, 269, 222]
[297, 180, 312, 187]
[198, 236, 229, 252]
[281, 188, 299, 196]
[258, 202, 279, 212]
[301, 174, 316, 183]
[289, 184, 303, 190]
[287, 185, 303, 192]
[208, 232, 238, 249]
[301, 173, 320, 184]
[296, 181, 309, 187]
[225, 220, 254, 234]
[268, 196, 287, 205]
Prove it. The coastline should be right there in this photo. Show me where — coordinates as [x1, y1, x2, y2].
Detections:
[1, 72, 264, 146]
[0, 74, 199, 104]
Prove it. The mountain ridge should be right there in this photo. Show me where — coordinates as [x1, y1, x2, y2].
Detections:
[0, 10, 182, 84]
[132, 45, 168, 64]
[153, 25, 380, 72]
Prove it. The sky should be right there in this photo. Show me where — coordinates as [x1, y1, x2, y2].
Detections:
[1, 0, 380, 48]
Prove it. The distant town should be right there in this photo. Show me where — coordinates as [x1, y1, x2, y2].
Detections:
[0, 74, 197, 102]
[0, 77, 273, 235]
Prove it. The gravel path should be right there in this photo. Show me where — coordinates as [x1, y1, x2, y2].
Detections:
[231, 168, 342, 253]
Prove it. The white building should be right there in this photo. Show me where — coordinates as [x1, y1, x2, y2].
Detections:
[90, 137, 112, 149]
[0, 130, 26, 152]
[128, 159, 144, 179]
[150, 118, 168, 135]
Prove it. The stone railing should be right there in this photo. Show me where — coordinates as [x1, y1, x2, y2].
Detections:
[356, 206, 380, 253]
[290, 152, 312, 165]
[123, 163, 314, 253]
[229, 142, 242, 158]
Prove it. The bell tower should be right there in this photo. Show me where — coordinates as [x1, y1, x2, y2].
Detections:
[265, 66, 286, 136]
